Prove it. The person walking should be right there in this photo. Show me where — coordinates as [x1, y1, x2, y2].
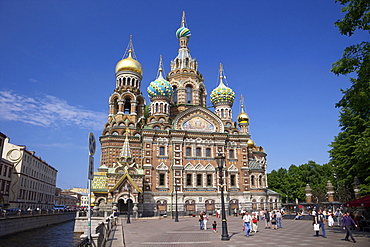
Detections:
[335, 209, 342, 226]
[313, 209, 326, 238]
[212, 221, 217, 233]
[342, 212, 357, 243]
[242, 211, 252, 237]
[276, 210, 282, 228]
[251, 212, 258, 233]
[271, 211, 278, 230]
[199, 212, 204, 230]
[328, 210, 334, 227]
[203, 212, 208, 230]
[264, 210, 271, 229]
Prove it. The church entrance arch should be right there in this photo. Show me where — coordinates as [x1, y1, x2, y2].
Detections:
[118, 198, 133, 215]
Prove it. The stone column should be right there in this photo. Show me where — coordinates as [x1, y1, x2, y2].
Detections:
[326, 180, 334, 202]
[305, 184, 312, 203]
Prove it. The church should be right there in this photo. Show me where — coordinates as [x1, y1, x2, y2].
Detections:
[91, 13, 280, 217]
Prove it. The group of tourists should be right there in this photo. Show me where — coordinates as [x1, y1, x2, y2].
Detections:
[199, 211, 217, 232]
[312, 208, 358, 243]
[242, 209, 283, 237]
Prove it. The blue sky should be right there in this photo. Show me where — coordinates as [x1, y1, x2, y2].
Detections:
[0, 1, 367, 189]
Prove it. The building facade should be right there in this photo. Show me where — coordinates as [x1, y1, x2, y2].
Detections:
[0, 132, 13, 209]
[92, 13, 280, 216]
[2, 136, 58, 210]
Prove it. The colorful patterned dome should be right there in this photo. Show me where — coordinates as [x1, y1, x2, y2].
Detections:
[210, 80, 235, 105]
[176, 26, 191, 39]
[147, 72, 173, 98]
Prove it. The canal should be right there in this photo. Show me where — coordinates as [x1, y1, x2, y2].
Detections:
[0, 220, 82, 247]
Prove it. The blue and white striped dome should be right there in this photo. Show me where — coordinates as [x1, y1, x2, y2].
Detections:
[147, 72, 173, 98]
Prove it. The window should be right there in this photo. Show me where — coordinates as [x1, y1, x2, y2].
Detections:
[173, 86, 178, 104]
[229, 149, 234, 159]
[196, 147, 201, 157]
[230, 174, 236, 186]
[197, 174, 202, 186]
[207, 174, 212, 186]
[186, 174, 192, 186]
[206, 148, 211, 157]
[159, 146, 165, 156]
[186, 147, 191, 156]
[186, 86, 192, 104]
[251, 175, 255, 186]
[124, 99, 131, 114]
[159, 174, 165, 186]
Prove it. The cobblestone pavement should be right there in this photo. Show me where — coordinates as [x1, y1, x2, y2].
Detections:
[107, 215, 370, 247]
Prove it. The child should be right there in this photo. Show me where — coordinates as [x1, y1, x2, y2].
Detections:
[212, 221, 217, 232]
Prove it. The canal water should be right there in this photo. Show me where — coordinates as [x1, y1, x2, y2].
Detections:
[0, 220, 82, 247]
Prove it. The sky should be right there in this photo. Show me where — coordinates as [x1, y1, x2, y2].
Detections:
[0, 0, 367, 189]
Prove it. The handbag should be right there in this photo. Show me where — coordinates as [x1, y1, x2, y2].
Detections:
[313, 223, 320, 231]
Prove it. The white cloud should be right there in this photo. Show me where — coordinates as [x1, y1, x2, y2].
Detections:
[0, 90, 106, 130]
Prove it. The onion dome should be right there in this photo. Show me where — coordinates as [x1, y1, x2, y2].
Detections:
[237, 111, 249, 124]
[115, 36, 143, 75]
[176, 11, 191, 39]
[247, 139, 254, 148]
[147, 56, 173, 98]
[210, 64, 235, 105]
[237, 94, 249, 124]
[176, 26, 191, 39]
[115, 50, 143, 75]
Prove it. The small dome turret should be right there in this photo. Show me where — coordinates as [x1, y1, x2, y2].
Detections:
[210, 64, 235, 105]
[147, 56, 173, 98]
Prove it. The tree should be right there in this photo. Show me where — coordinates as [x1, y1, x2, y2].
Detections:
[267, 161, 334, 203]
[329, 0, 370, 196]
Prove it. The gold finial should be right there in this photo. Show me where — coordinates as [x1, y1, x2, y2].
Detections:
[240, 95, 245, 112]
[126, 128, 130, 135]
[219, 63, 223, 80]
[181, 11, 186, 27]
[159, 55, 163, 72]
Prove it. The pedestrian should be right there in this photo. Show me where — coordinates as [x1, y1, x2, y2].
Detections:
[313, 209, 326, 238]
[271, 211, 277, 230]
[216, 209, 221, 218]
[234, 208, 238, 217]
[199, 212, 204, 230]
[212, 221, 217, 232]
[276, 210, 282, 228]
[342, 212, 357, 243]
[203, 212, 208, 230]
[264, 210, 271, 229]
[328, 210, 334, 227]
[242, 211, 252, 237]
[251, 212, 258, 233]
[335, 209, 342, 226]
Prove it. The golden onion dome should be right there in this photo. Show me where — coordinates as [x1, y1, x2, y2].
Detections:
[115, 51, 143, 75]
[237, 111, 249, 123]
[247, 139, 254, 148]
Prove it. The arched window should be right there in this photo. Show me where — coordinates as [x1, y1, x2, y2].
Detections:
[196, 147, 201, 157]
[173, 86, 178, 104]
[124, 99, 131, 114]
[221, 109, 225, 118]
[186, 147, 191, 156]
[199, 88, 204, 106]
[186, 86, 192, 104]
[251, 175, 255, 187]
[113, 98, 118, 114]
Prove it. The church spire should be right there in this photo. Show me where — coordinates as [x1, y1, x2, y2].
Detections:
[120, 128, 132, 159]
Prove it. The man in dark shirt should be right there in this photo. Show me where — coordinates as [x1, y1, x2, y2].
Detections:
[342, 212, 357, 243]
[313, 209, 326, 238]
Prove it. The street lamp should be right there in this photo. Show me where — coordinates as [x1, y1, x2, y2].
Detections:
[215, 153, 229, 241]
[175, 181, 179, 222]
[127, 184, 131, 224]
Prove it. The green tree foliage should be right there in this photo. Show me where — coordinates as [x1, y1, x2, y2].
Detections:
[267, 161, 334, 203]
[330, 0, 370, 196]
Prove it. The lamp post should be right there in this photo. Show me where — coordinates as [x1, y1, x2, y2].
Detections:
[127, 184, 131, 224]
[175, 182, 179, 222]
[215, 153, 229, 241]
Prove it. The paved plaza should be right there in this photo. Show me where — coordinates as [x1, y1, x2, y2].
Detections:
[107, 215, 370, 247]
